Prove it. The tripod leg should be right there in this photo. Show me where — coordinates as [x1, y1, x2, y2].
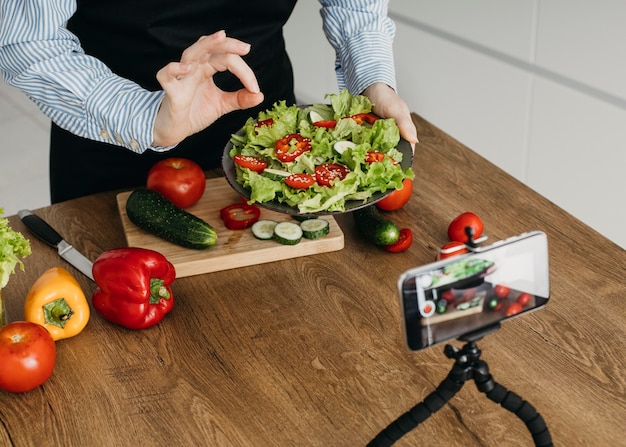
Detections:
[474, 371, 554, 447]
[367, 372, 464, 447]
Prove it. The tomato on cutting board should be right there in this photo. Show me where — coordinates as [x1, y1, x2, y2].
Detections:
[146, 158, 206, 209]
[0, 321, 56, 393]
[376, 178, 413, 211]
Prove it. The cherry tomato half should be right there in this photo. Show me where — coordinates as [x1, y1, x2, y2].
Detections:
[447, 212, 484, 243]
[0, 321, 56, 393]
[147, 158, 206, 209]
[384, 228, 413, 253]
[285, 173, 316, 189]
[376, 178, 413, 211]
[314, 164, 349, 187]
[233, 154, 268, 173]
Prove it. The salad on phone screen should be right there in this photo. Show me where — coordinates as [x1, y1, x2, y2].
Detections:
[224, 90, 415, 214]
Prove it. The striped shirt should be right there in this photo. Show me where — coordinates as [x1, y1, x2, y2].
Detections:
[0, 0, 396, 153]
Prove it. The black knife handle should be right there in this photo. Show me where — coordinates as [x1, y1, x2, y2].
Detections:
[18, 209, 64, 247]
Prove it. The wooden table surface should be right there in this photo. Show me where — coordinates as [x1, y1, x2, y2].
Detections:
[1, 114, 624, 447]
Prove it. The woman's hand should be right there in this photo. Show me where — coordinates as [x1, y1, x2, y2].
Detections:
[152, 30, 264, 147]
[363, 83, 418, 151]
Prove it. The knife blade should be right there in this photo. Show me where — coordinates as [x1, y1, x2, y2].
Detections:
[18, 209, 94, 281]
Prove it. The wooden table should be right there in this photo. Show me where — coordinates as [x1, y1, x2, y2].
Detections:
[1, 114, 624, 447]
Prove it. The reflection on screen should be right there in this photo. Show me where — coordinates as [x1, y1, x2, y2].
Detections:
[399, 232, 549, 350]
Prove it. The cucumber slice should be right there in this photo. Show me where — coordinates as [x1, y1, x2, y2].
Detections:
[300, 218, 330, 239]
[334, 140, 356, 154]
[273, 221, 303, 245]
[263, 168, 291, 181]
[251, 220, 278, 240]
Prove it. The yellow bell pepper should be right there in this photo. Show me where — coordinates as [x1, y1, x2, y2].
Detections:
[24, 267, 90, 340]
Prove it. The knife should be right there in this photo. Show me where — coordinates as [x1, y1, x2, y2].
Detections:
[18, 209, 94, 281]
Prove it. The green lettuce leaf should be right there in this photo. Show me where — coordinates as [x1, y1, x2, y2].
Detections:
[0, 208, 31, 289]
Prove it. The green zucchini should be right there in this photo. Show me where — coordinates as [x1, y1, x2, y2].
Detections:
[353, 206, 400, 246]
[126, 189, 217, 250]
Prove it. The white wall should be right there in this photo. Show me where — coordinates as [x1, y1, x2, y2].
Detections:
[285, 0, 626, 250]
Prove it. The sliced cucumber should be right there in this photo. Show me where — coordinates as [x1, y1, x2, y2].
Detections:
[263, 168, 291, 181]
[273, 221, 303, 245]
[334, 140, 356, 154]
[309, 110, 324, 123]
[251, 220, 278, 240]
[300, 218, 330, 239]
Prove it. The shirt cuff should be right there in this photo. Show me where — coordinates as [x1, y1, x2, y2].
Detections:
[85, 76, 166, 153]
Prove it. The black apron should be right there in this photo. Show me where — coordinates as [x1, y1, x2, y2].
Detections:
[51, 0, 297, 202]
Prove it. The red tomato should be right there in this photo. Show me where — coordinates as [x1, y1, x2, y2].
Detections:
[285, 173, 316, 189]
[0, 321, 56, 393]
[447, 212, 484, 243]
[232, 154, 268, 173]
[441, 289, 457, 303]
[314, 164, 349, 187]
[493, 284, 511, 299]
[384, 228, 413, 253]
[147, 158, 206, 208]
[505, 302, 523, 317]
[376, 178, 413, 211]
[517, 292, 531, 306]
[437, 241, 469, 260]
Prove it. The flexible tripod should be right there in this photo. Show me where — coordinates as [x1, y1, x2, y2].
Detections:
[368, 324, 553, 446]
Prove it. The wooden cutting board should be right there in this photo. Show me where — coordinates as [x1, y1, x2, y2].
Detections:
[116, 177, 344, 277]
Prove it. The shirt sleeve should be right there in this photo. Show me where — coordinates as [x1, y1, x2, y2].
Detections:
[0, 0, 165, 153]
[318, 0, 397, 95]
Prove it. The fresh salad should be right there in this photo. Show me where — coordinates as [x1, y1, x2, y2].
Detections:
[228, 90, 415, 213]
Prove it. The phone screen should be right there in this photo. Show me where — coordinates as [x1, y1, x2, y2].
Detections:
[398, 231, 550, 351]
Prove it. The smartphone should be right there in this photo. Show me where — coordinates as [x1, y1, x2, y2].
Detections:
[398, 231, 550, 351]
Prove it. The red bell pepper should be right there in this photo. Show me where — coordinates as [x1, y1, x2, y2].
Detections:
[275, 134, 311, 162]
[220, 203, 261, 230]
[91, 248, 176, 330]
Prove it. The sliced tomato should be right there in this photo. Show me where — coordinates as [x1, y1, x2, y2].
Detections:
[233, 154, 268, 173]
[313, 119, 337, 128]
[314, 164, 349, 187]
[384, 228, 413, 253]
[285, 173, 316, 189]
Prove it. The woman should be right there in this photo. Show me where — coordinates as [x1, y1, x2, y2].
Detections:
[0, 0, 417, 202]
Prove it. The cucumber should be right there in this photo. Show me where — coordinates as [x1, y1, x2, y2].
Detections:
[126, 189, 217, 250]
[300, 218, 330, 239]
[273, 221, 303, 245]
[353, 206, 400, 246]
[251, 220, 278, 240]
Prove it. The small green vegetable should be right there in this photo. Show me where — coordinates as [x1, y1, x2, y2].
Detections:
[353, 206, 400, 246]
[0, 208, 31, 289]
[126, 189, 217, 250]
